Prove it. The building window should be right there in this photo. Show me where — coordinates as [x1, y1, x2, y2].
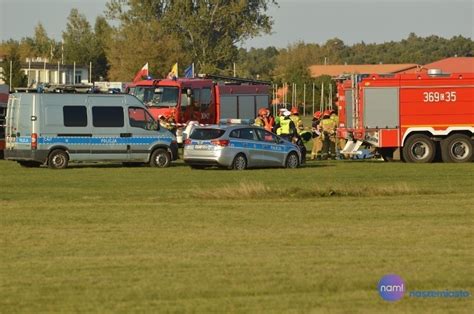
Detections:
[75, 73, 81, 84]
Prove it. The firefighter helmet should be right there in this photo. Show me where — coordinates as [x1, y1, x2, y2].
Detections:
[290, 107, 299, 115]
[258, 107, 269, 116]
[323, 109, 333, 117]
[313, 111, 322, 119]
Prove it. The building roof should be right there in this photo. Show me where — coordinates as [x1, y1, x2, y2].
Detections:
[309, 64, 419, 77]
[422, 57, 474, 73]
[20, 62, 88, 70]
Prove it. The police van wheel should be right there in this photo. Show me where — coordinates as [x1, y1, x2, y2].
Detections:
[48, 150, 69, 169]
[150, 149, 171, 168]
[403, 134, 435, 163]
[286, 152, 300, 168]
[441, 134, 473, 163]
[231, 154, 247, 170]
[18, 161, 42, 168]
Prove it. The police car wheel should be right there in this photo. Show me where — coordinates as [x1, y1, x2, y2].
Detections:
[150, 149, 171, 168]
[441, 134, 473, 163]
[231, 154, 247, 170]
[48, 150, 69, 169]
[286, 152, 299, 168]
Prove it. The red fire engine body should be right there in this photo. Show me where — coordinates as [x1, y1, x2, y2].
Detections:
[336, 72, 474, 163]
[127, 76, 270, 142]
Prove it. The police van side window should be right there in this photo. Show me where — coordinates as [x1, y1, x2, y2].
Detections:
[92, 107, 124, 127]
[128, 107, 156, 130]
[63, 106, 87, 127]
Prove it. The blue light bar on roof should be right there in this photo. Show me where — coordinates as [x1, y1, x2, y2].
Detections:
[219, 118, 255, 125]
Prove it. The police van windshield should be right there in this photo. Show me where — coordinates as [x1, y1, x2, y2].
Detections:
[134, 86, 178, 107]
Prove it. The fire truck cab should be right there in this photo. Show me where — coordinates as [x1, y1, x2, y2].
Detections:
[337, 72, 474, 163]
[128, 75, 270, 144]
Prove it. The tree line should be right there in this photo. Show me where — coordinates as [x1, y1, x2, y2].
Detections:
[0, 0, 472, 92]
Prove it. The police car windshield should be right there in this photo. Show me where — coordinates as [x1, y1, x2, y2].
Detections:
[135, 86, 178, 107]
[190, 128, 226, 140]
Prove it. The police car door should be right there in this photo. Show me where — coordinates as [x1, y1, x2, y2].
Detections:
[256, 128, 285, 166]
[229, 127, 263, 167]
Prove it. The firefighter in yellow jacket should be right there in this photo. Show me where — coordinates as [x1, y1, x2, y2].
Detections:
[330, 111, 348, 159]
[321, 110, 336, 159]
[311, 111, 323, 160]
[289, 107, 304, 134]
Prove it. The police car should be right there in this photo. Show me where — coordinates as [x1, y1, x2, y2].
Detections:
[183, 123, 302, 170]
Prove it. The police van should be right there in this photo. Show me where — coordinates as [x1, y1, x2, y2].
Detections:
[4, 93, 178, 169]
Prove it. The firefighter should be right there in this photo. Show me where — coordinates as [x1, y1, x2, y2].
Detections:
[159, 115, 177, 135]
[320, 109, 337, 159]
[277, 110, 306, 163]
[158, 115, 168, 129]
[330, 110, 347, 159]
[276, 110, 296, 141]
[254, 107, 274, 132]
[274, 108, 286, 129]
[310, 111, 323, 160]
[289, 107, 304, 134]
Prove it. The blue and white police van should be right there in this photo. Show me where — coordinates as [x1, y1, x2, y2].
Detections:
[4, 93, 178, 169]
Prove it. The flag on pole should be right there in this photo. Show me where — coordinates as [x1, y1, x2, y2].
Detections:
[133, 63, 149, 83]
[184, 63, 194, 78]
[168, 63, 178, 79]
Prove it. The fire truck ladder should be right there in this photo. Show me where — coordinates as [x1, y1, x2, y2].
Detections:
[340, 74, 364, 156]
[201, 74, 271, 85]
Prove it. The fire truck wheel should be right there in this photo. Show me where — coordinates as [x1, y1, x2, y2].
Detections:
[149, 149, 171, 168]
[285, 152, 300, 168]
[230, 154, 247, 170]
[403, 134, 435, 163]
[48, 149, 69, 169]
[441, 134, 473, 163]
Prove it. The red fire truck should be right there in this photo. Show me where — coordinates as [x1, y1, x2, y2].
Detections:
[337, 71, 474, 163]
[127, 75, 270, 143]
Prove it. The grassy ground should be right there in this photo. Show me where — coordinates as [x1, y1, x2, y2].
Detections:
[0, 159, 472, 313]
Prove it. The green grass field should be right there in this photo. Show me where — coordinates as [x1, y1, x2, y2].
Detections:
[0, 159, 472, 313]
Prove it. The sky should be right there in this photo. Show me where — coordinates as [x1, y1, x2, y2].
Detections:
[0, 0, 472, 48]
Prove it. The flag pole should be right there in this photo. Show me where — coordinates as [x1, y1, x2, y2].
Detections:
[9, 60, 13, 91]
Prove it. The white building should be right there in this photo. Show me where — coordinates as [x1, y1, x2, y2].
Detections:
[0, 57, 90, 86]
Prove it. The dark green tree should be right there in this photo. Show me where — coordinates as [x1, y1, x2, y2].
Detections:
[92, 16, 112, 80]
[32, 23, 52, 59]
[0, 42, 28, 88]
[105, 0, 278, 75]
[236, 47, 279, 80]
[62, 8, 96, 66]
